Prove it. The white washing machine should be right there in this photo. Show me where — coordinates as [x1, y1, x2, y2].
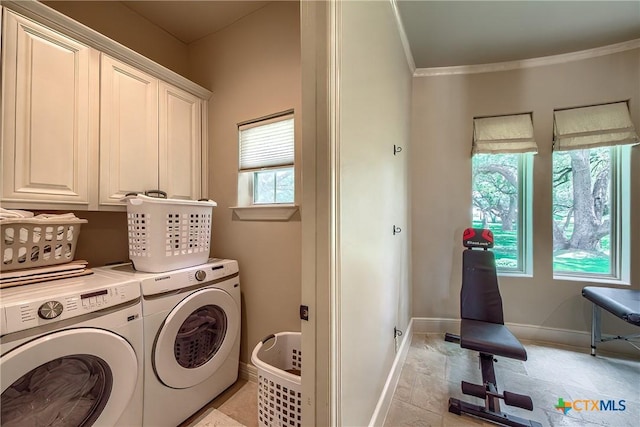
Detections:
[96, 259, 241, 427]
[0, 272, 143, 427]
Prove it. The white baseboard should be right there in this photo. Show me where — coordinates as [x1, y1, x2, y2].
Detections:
[412, 317, 460, 334]
[507, 322, 590, 348]
[368, 318, 414, 427]
[239, 361, 258, 383]
[411, 317, 638, 356]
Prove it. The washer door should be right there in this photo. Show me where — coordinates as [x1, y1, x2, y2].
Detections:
[1, 328, 138, 427]
[154, 288, 239, 389]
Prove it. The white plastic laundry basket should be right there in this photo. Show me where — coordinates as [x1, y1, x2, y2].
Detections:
[122, 194, 216, 273]
[1, 218, 87, 271]
[251, 332, 302, 427]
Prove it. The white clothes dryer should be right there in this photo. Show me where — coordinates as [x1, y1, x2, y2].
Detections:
[0, 272, 143, 427]
[96, 259, 241, 427]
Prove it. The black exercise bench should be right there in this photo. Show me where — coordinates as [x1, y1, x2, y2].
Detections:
[582, 286, 640, 356]
[445, 228, 541, 427]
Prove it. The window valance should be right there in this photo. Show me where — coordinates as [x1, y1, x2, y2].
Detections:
[473, 114, 537, 154]
[553, 102, 639, 151]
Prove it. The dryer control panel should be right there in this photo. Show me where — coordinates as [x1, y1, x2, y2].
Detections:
[137, 259, 239, 296]
[1, 280, 140, 335]
[188, 261, 237, 284]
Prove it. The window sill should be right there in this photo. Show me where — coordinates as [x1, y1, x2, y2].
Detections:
[497, 271, 533, 279]
[553, 274, 630, 286]
[230, 204, 299, 221]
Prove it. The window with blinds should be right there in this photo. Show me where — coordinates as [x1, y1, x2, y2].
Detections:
[471, 113, 536, 275]
[473, 113, 537, 154]
[238, 112, 295, 205]
[551, 101, 636, 279]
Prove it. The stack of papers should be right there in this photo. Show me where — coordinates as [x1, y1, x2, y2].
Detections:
[0, 261, 92, 289]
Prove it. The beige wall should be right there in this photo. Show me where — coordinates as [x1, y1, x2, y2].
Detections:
[411, 49, 640, 339]
[69, 211, 129, 267]
[187, 1, 302, 365]
[339, 1, 413, 425]
[42, 1, 189, 75]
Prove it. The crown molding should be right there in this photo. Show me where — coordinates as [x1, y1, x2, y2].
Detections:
[1, 0, 212, 99]
[414, 38, 640, 78]
[390, 0, 416, 74]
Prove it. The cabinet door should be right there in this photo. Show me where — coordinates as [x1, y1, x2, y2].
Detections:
[1, 11, 97, 207]
[158, 82, 202, 200]
[100, 55, 158, 206]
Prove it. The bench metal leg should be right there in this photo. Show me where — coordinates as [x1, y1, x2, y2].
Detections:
[479, 353, 501, 413]
[445, 346, 540, 427]
[592, 304, 601, 356]
[590, 303, 640, 355]
[444, 332, 460, 344]
[448, 398, 542, 427]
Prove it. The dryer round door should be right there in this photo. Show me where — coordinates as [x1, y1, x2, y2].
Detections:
[154, 288, 240, 389]
[1, 328, 138, 427]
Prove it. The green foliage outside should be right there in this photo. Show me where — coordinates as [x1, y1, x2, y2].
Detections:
[553, 249, 609, 274]
[472, 220, 610, 273]
[552, 222, 610, 274]
[473, 147, 614, 275]
[552, 147, 612, 274]
[471, 221, 517, 269]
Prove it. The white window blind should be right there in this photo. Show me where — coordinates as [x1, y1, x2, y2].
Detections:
[553, 102, 639, 151]
[473, 114, 537, 154]
[239, 114, 294, 171]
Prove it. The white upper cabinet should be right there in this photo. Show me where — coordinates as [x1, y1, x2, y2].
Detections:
[99, 55, 159, 206]
[99, 57, 204, 207]
[1, 10, 99, 208]
[0, 3, 211, 211]
[159, 82, 203, 200]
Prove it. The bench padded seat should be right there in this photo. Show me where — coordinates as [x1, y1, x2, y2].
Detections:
[582, 286, 640, 327]
[460, 319, 527, 361]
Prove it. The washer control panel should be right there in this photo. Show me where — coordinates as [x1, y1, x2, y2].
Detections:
[38, 300, 64, 319]
[195, 270, 207, 281]
[1, 281, 140, 335]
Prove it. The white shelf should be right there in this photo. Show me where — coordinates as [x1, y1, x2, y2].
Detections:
[230, 205, 299, 221]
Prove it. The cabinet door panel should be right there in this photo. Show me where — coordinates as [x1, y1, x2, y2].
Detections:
[158, 82, 202, 200]
[1, 11, 94, 205]
[100, 55, 158, 205]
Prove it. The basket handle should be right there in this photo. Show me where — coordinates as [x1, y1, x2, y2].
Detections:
[261, 334, 276, 344]
[124, 192, 140, 197]
[145, 190, 167, 199]
[260, 334, 279, 352]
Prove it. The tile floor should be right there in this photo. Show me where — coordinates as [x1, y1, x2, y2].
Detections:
[180, 379, 257, 427]
[384, 334, 640, 427]
[180, 334, 639, 427]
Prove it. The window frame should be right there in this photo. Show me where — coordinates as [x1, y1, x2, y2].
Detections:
[232, 110, 298, 221]
[252, 166, 295, 205]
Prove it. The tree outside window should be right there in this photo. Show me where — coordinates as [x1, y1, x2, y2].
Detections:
[552, 102, 636, 280]
[472, 153, 525, 271]
[471, 113, 535, 274]
[552, 147, 612, 275]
